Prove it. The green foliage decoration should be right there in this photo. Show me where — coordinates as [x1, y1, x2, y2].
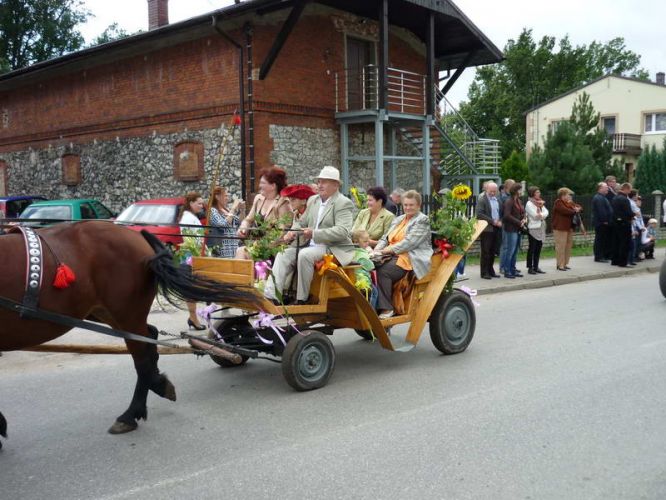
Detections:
[429, 186, 477, 253]
[245, 214, 290, 261]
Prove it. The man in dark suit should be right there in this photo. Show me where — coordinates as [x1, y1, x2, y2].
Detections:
[605, 175, 617, 202]
[610, 182, 634, 267]
[591, 181, 613, 262]
[476, 182, 502, 279]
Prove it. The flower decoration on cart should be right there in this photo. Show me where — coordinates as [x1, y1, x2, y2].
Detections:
[429, 184, 476, 255]
[349, 186, 367, 210]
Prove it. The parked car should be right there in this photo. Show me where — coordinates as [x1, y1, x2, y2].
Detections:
[115, 197, 184, 248]
[0, 195, 47, 219]
[20, 199, 116, 225]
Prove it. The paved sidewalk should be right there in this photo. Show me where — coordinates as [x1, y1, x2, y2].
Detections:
[458, 252, 663, 295]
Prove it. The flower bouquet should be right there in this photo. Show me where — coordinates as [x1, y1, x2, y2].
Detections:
[429, 184, 476, 256]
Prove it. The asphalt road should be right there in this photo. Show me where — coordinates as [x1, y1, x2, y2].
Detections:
[1, 273, 665, 500]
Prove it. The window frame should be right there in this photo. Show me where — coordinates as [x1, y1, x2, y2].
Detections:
[644, 111, 666, 134]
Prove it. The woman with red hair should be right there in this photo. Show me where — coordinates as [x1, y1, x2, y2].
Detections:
[236, 166, 292, 259]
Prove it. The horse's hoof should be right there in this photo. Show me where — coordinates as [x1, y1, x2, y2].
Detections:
[108, 420, 138, 434]
[164, 380, 177, 402]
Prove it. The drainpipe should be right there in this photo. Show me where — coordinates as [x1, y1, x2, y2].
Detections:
[212, 15, 247, 200]
[244, 22, 256, 193]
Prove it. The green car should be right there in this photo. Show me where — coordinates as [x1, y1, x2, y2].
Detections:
[20, 199, 116, 225]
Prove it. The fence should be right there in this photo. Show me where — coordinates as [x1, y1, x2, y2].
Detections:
[420, 193, 662, 233]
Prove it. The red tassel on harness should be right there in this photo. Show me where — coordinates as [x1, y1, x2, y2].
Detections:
[53, 263, 76, 289]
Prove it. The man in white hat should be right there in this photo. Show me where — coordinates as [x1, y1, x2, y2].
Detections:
[265, 166, 355, 304]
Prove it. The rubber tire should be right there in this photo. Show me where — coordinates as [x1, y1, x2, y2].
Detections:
[208, 318, 250, 368]
[355, 329, 373, 341]
[281, 331, 335, 391]
[429, 289, 476, 355]
[660, 258, 666, 298]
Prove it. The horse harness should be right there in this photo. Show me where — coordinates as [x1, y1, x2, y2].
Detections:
[15, 226, 45, 313]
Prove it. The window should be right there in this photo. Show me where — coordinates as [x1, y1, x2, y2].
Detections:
[79, 203, 96, 219]
[601, 116, 616, 135]
[548, 120, 567, 134]
[92, 201, 114, 219]
[645, 112, 666, 133]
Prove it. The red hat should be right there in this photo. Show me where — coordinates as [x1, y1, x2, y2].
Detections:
[280, 184, 316, 200]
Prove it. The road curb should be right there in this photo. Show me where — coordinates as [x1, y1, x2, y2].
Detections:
[476, 264, 660, 295]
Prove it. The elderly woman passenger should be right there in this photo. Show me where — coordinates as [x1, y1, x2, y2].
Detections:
[373, 190, 432, 319]
[352, 186, 395, 248]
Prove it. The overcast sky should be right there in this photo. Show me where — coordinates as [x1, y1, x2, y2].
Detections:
[79, 0, 666, 107]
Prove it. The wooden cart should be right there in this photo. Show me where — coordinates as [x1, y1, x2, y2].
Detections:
[191, 221, 487, 391]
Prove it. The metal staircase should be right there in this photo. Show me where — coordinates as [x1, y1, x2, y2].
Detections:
[396, 86, 500, 192]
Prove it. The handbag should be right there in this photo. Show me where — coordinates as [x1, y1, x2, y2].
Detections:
[370, 253, 393, 267]
[571, 212, 582, 230]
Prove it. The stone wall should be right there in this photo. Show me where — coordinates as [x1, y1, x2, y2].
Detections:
[1, 126, 241, 213]
[269, 124, 338, 184]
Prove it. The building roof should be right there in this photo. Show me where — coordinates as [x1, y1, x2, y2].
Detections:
[524, 74, 666, 114]
[0, 0, 503, 91]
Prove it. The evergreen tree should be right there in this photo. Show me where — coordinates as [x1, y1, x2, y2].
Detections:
[635, 139, 666, 193]
[500, 150, 528, 183]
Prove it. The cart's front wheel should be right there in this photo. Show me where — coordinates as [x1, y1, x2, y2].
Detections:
[208, 318, 250, 368]
[429, 289, 475, 354]
[282, 330, 335, 391]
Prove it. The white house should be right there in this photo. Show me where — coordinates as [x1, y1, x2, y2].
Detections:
[526, 73, 666, 180]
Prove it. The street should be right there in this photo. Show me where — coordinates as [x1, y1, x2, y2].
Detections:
[1, 272, 665, 499]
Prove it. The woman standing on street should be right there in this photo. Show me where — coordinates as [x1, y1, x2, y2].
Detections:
[209, 186, 245, 258]
[552, 187, 582, 271]
[178, 192, 207, 330]
[525, 186, 548, 274]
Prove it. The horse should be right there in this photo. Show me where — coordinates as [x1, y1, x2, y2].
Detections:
[0, 221, 257, 448]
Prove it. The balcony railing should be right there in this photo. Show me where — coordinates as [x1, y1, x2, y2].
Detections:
[335, 65, 426, 114]
[611, 133, 642, 154]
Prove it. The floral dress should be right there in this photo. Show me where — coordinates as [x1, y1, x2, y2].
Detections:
[209, 207, 240, 258]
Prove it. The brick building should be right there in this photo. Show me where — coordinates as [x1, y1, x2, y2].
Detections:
[0, 0, 502, 211]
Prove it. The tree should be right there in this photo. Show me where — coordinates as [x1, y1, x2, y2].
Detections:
[458, 29, 648, 161]
[635, 139, 666, 194]
[500, 150, 528, 183]
[88, 23, 137, 47]
[0, 0, 90, 73]
[528, 122, 601, 194]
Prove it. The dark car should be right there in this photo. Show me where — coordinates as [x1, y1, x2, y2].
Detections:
[20, 199, 115, 225]
[0, 195, 47, 219]
[115, 198, 184, 248]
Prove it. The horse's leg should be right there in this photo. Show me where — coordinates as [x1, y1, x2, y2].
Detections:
[108, 324, 176, 434]
[0, 411, 7, 450]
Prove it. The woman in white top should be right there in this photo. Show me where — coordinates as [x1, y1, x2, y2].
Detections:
[178, 192, 206, 330]
[525, 186, 549, 274]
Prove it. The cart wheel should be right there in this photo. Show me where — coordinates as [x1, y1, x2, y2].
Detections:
[208, 318, 250, 368]
[429, 289, 475, 355]
[660, 259, 666, 298]
[282, 330, 335, 391]
[354, 329, 373, 341]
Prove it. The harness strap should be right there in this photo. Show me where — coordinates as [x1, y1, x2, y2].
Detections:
[19, 226, 44, 314]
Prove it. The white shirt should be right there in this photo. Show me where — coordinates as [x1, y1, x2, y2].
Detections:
[310, 198, 328, 247]
[179, 211, 201, 228]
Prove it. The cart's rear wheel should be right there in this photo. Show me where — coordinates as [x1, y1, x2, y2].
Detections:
[208, 318, 250, 368]
[354, 329, 373, 341]
[429, 289, 475, 354]
[660, 258, 666, 298]
[282, 330, 335, 391]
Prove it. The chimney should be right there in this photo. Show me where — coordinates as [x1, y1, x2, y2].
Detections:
[148, 0, 169, 30]
[657, 72, 665, 86]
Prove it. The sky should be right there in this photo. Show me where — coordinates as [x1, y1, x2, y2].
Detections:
[79, 0, 666, 107]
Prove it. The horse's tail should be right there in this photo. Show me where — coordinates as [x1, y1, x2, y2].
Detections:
[140, 230, 260, 308]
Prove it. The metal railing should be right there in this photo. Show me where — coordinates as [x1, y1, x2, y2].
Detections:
[610, 133, 642, 153]
[335, 65, 426, 114]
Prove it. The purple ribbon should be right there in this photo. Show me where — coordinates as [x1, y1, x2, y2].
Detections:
[252, 311, 287, 346]
[460, 286, 480, 307]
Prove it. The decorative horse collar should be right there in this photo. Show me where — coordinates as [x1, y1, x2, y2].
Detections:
[10, 226, 76, 313]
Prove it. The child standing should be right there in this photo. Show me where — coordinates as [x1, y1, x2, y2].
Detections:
[351, 229, 378, 308]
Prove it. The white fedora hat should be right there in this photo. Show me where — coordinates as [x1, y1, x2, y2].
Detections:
[314, 165, 341, 183]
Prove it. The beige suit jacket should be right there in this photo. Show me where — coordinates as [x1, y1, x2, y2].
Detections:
[301, 191, 355, 266]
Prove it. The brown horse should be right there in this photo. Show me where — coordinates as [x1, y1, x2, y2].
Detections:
[0, 221, 257, 448]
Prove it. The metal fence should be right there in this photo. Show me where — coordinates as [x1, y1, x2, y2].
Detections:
[420, 193, 660, 233]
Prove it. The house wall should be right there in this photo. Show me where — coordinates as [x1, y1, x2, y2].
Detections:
[526, 76, 666, 157]
[0, 4, 428, 204]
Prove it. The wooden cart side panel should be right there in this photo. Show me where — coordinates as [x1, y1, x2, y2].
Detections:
[405, 220, 488, 343]
[192, 257, 255, 286]
[324, 270, 395, 351]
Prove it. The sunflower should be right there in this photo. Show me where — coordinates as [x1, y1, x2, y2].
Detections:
[452, 184, 472, 201]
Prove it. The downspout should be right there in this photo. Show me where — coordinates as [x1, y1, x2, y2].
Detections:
[244, 22, 256, 193]
[212, 15, 247, 200]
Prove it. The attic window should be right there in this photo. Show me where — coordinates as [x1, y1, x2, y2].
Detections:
[174, 142, 204, 181]
[1, 109, 8, 129]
